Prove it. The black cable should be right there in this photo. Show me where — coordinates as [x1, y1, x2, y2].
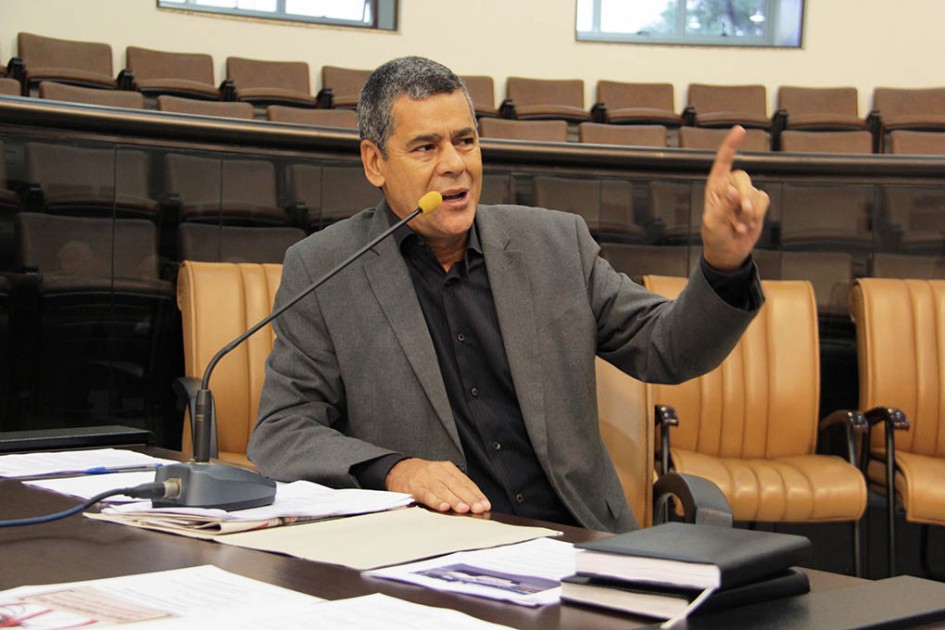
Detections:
[0, 481, 170, 527]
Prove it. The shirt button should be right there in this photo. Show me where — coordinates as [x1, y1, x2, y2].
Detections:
[515, 493, 525, 503]
[493, 441, 502, 451]
[470, 387, 479, 397]
[457, 332, 465, 342]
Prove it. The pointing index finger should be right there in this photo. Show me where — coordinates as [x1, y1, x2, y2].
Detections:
[708, 125, 746, 183]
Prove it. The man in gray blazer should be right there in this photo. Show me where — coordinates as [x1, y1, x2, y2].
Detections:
[248, 57, 768, 533]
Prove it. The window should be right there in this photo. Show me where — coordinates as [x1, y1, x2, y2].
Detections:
[158, 0, 398, 31]
[576, 0, 804, 48]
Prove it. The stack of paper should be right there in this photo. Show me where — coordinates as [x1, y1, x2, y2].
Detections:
[86, 480, 414, 538]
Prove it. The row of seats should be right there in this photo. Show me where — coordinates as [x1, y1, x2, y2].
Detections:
[2, 33, 945, 153]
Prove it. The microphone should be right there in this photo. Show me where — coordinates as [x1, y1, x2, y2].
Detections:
[154, 191, 444, 510]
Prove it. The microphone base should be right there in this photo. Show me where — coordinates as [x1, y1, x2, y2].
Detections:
[153, 462, 277, 511]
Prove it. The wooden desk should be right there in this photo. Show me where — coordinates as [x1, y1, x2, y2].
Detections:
[0, 450, 866, 629]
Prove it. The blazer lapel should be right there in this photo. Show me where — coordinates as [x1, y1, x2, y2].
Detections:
[477, 210, 549, 464]
[362, 207, 462, 454]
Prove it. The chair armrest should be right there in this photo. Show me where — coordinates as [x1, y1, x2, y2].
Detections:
[499, 98, 516, 119]
[771, 108, 788, 150]
[654, 404, 678, 476]
[315, 87, 334, 109]
[219, 79, 236, 102]
[285, 201, 310, 230]
[590, 101, 608, 124]
[867, 109, 883, 152]
[654, 472, 733, 527]
[6, 57, 25, 87]
[861, 406, 909, 477]
[817, 409, 867, 466]
[682, 106, 697, 127]
[117, 68, 136, 91]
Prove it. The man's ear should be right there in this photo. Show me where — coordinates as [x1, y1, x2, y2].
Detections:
[360, 139, 386, 188]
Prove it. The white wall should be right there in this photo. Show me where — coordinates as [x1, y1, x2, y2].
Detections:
[2, 0, 943, 115]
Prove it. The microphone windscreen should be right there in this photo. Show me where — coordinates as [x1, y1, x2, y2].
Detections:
[418, 191, 443, 215]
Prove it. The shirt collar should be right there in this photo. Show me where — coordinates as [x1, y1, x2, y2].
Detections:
[386, 203, 483, 257]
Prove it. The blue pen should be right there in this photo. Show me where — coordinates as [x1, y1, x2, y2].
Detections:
[82, 464, 164, 474]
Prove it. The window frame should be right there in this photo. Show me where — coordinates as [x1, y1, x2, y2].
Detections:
[576, 0, 804, 49]
[157, 0, 398, 31]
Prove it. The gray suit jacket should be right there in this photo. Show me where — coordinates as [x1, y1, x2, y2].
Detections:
[248, 202, 760, 532]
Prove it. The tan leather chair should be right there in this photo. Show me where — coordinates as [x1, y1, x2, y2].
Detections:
[647, 275, 868, 573]
[176, 261, 283, 467]
[850, 278, 945, 577]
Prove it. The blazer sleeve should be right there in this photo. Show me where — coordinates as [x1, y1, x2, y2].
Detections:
[247, 245, 399, 486]
[583, 221, 762, 384]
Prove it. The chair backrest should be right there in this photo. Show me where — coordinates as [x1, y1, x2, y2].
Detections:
[779, 183, 873, 251]
[578, 123, 666, 147]
[266, 105, 358, 128]
[16, 212, 162, 282]
[870, 253, 945, 279]
[507, 77, 585, 109]
[599, 243, 692, 284]
[478, 118, 568, 142]
[597, 81, 675, 111]
[679, 126, 769, 151]
[178, 224, 304, 264]
[778, 86, 859, 117]
[176, 261, 283, 462]
[227, 57, 314, 105]
[125, 46, 215, 88]
[687, 84, 767, 118]
[0, 77, 20, 96]
[779, 130, 872, 154]
[595, 357, 653, 528]
[873, 87, 945, 120]
[645, 275, 820, 459]
[320, 65, 371, 108]
[157, 95, 254, 119]
[25, 143, 155, 218]
[39, 81, 145, 109]
[532, 175, 637, 237]
[459, 75, 497, 117]
[286, 163, 382, 229]
[851, 278, 945, 459]
[888, 130, 945, 155]
[880, 185, 945, 253]
[18, 32, 114, 89]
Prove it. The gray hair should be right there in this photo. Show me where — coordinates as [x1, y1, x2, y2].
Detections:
[357, 56, 476, 157]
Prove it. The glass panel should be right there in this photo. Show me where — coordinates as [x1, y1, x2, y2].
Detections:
[600, 0, 677, 35]
[286, 0, 368, 22]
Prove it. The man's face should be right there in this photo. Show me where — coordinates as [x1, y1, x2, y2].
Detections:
[361, 90, 482, 245]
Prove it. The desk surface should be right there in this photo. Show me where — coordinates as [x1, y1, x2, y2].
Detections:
[0, 449, 866, 630]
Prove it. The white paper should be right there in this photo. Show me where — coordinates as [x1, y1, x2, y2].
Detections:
[312, 593, 514, 629]
[0, 565, 325, 628]
[367, 537, 575, 606]
[0, 448, 173, 478]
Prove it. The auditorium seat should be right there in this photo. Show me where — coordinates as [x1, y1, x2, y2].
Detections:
[773, 86, 867, 149]
[318, 65, 371, 109]
[460, 75, 499, 118]
[501, 77, 591, 123]
[578, 123, 667, 147]
[177, 223, 304, 264]
[646, 180, 703, 244]
[869, 253, 945, 279]
[480, 173, 513, 206]
[478, 118, 569, 142]
[285, 162, 382, 231]
[879, 185, 945, 254]
[157, 95, 254, 119]
[266, 105, 358, 129]
[0, 77, 21, 96]
[0, 140, 20, 210]
[164, 153, 290, 226]
[678, 126, 769, 151]
[871, 87, 945, 151]
[39, 81, 145, 109]
[11, 212, 174, 432]
[598, 243, 692, 283]
[684, 83, 770, 130]
[779, 183, 874, 255]
[123, 46, 220, 100]
[888, 130, 945, 155]
[753, 249, 854, 319]
[17, 32, 117, 93]
[532, 175, 643, 242]
[649, 274, 868, 575]
[226, 57, 316, 108]
[591, 81, 682, 128]
[779, 130, 873, 154]
[24, 143, 157, 220]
